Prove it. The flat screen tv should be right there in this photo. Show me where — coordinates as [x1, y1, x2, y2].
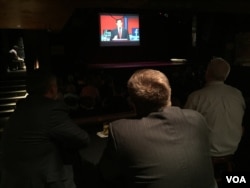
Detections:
[99, 13, 140, 47]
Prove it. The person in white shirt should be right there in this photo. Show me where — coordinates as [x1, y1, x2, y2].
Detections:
[184, 57, 246, 157]
[8, 45, 25, 70]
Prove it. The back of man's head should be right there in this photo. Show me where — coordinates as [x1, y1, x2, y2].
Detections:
[206, 57, 230, 82]
[127, 69, 171, 116]
[26, 69, 57, 96]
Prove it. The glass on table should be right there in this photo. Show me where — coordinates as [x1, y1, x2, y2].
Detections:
[102, 122, 109, 136]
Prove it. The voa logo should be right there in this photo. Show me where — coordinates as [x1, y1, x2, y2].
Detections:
[226, 176, 246, 184]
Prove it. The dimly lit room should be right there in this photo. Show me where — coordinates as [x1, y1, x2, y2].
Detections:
[0, 1, 250, 188]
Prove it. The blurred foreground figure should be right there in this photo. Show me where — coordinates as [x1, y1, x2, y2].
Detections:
[98, 69, 217, 188]
[1, 70, 89, 188]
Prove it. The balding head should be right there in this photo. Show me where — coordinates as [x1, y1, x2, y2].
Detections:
[205, 57, 231, 82]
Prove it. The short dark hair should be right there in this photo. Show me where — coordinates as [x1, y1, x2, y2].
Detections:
[26, 69, 57, 95]
[116, 19, 122, 23]
[127, 69, 171, 116]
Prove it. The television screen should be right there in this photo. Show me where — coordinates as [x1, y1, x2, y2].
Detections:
[99, 13, 140, 46]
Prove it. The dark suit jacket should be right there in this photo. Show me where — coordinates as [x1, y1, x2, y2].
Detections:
[110, 28, 130, 40]
[1, 95, 89, 188]
[98, 106, 217, 188]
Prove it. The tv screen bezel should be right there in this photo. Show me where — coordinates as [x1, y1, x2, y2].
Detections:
[99, 12, 140, 47]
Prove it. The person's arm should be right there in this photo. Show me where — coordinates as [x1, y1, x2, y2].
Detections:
[17, 56, 24, 62]
[184, 93, 197, 109]
[49, 101, 90, 148]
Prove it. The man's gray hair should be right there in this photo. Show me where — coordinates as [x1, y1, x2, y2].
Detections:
[207, 57, 231, 81]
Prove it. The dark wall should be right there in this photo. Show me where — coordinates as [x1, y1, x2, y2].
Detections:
[2, 9, 250, 76]
[23, 30, 51, 72]
[61, 9, 193, 65]
[59, 9, 250, 68]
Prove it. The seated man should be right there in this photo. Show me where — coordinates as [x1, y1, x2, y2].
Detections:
[1, 70, 90, 188]
[8, 45, 25, 70]
[98, 69, 217, 188]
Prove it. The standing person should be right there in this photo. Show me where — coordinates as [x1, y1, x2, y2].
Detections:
[110, 19, 130, 41]
[98, 69, 217, 188]
[1, 69, 90, 188]
[8, 45, 25, 70]
[184, 57, 246, 158]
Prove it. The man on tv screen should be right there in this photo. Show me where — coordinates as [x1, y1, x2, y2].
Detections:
[110, 19, 130, 41]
